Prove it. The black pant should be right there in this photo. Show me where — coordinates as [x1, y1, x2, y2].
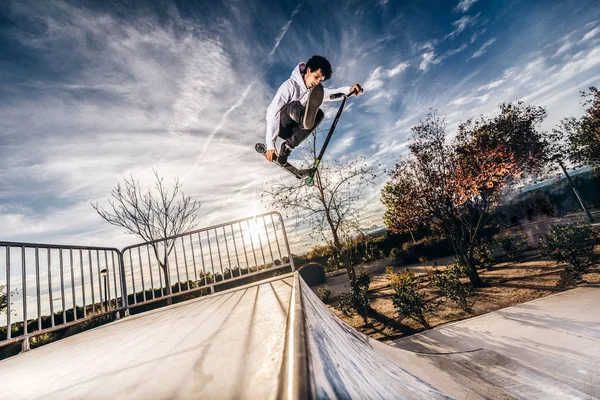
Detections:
[278, 101, 325, 149]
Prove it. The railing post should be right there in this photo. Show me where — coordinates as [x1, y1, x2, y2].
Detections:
[277, 212, 295, 272]
[118, 250, 130, 317]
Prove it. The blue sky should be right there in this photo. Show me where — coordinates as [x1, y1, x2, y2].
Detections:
[1, 0, 600, 253]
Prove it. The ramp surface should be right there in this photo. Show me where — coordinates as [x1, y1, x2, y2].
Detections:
[0, 273, 447, 399]
[2, 273, 597, 399]
[0, 276, 294, 400]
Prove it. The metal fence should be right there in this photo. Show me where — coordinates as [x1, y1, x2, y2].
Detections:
[0, 212, 294, 350]
[0, 242, 125, 349]
[121, 212, 294, 309]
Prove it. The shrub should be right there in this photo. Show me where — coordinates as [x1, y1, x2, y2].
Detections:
[389, 247, 402, 260]
[318, 285, 331, 303]
[335, 273, 371, 323]
[399, 237, 453, 263]
[473, 241, 495, 270]
[324, 236, 385, 272]
[0, 286, 7, 315]
[428, 260, 472, 312]
[347, 236, 385, 264]
[386, 267, 429, 328]
[539, 222, 598, 284]
[494, 232, 528, 261]
[298, 262, 326, 286]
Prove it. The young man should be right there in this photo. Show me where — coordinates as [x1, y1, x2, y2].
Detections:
[265, 55, 363, 164]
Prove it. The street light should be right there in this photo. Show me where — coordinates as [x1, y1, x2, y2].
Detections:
[100, 269, 108, 312]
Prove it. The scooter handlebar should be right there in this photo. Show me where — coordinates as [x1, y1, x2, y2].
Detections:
[329, 89, 360, 100]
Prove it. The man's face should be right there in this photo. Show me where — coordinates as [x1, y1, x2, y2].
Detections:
[304, 67, 325, 89]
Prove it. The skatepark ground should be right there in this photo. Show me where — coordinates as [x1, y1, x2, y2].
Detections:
[0, 272, 598, 399]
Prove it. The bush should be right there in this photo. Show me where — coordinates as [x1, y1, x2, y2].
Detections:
[428, 260, 472, 312]
[323, 236, 385, 272]
[298, 262, 326, 286]
[335, 273, 371, 323]
[0, 285, 7, 315]
[346, 236, 385, 264]
[473, 241, 495, 270]
[318, 285, 331, 303]
[399, 237, 453, 264]
[386, 267, 429, 328]
[389, 247, 402, 260]
[494, 232, 528, 261]
[539, 222, 598, 284]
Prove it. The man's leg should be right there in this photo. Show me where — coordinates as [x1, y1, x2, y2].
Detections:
[277, 102, 324, 164]
[284, 109, 325, 149]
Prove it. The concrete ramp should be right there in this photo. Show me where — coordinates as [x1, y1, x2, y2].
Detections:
[300, 278, 451, 399]
[0, 275, 295, 399]
[0, 273, 449, 399]
[2, 272, 596, 399]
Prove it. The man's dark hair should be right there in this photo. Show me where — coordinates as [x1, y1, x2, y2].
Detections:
[306, 55, 332, 80]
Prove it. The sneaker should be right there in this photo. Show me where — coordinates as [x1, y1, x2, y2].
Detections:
[303, 85, 324, 130]
[278, 142, 292, 165]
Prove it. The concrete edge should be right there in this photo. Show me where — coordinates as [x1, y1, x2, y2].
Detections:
[278, 272, 313, 400]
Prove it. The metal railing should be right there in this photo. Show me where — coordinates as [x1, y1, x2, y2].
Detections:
[0, 242, 125, 350]
[120, 212, 294, 309]
[0, 212, 294, 350]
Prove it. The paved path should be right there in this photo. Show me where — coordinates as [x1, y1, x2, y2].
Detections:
[388, 285, 600, 399]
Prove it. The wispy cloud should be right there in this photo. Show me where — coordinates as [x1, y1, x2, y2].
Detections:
[364, 62, 409, 90]
[454, 0, 479, 13]
[419, 51, 441, 71]
[388, 62, 409, 77]
[468, 38, 496, 60]
[0, 1, 277, 245]
[187, 4, 302, 174]
[447, 43, 468, 56]
[580, 26, 600, 43]
[470, 28, 487, 44]
[445, 13, 480, 39]
[2, 0, 600, 251]
[269, 4, 302, 58]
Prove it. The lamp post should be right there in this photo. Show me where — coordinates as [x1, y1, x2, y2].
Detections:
[100, 269, 108, 312]
[557, 160, 595, 223]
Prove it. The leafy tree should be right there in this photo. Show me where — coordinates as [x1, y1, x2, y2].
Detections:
[383, 104, 548, 287]
[92, 169, 201, 297]
[559, 87, 600, 167]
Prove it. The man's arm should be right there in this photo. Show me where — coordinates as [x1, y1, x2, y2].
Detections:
[323, 84, 363, 102]
[265, 81, 293, 151]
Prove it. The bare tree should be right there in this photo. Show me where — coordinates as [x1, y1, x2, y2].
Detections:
[92, 169, 202, 296]
[261, 144, 375, 283]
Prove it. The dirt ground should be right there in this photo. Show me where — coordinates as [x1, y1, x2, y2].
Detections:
[313, 252, 600, 343]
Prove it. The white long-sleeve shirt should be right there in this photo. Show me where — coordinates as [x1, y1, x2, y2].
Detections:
[265, 62, 351, 150]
